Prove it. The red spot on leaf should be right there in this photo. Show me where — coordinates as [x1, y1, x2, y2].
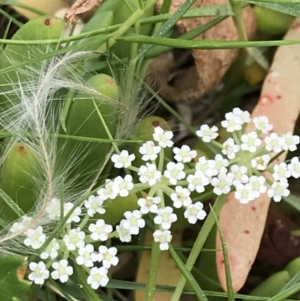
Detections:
[292, 21, 300, 30]
[221, 259, 224, 264]
[251, 206, 256, 211]
[276, 95, 282, 99]
[260, 94, 273, 105]
[17, 146, 25, 152]
[244, 230, 250, 234]
[152, 121, 160, 127]
[44, 18, 50, 26]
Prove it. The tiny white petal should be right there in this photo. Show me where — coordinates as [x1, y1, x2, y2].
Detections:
[28, 261, 49, 285]
[153, 126, 174, 148]
[111, 150, 135, 168]
[184, 202, 207, 224]
[87, 267, 109, 289]
[153, 230, 172, 250]
[51, 260, 73, 283]
[196, 124, 219, 143]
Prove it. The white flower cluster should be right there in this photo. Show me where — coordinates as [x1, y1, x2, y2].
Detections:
[197, 108, 300, 203]
[14, 200, 117, 289]
[14, 107, 300, 291]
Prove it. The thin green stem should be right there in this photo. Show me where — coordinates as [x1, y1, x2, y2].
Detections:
[168, 246, 209, 301]
[124, 19, 141, 101]
[171, 194, 228, 301]
[75, 266, 102, 301]
[228, 0, 247, 41]
[144, 241, 161, 301]
[93, 100, 119, 153]
[99, 9, 145, 52]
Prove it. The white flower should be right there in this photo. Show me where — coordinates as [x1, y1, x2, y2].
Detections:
[122, 210, 145, 235]
[51, 260, 73, 283]
[84, 195, 105, 217]
[211, 172, 234, 196]
[265, 133, 284, 153]
[234, 184, 256, 204]
[288, 157, 300, 178]
[46, 198, 81, 223]
[153, 126, 174, 148]
[267, 180, 290, 202]
[97, 179, 118, 201]
[89, 219, 113, 241]
[184, 202, 207, 224]
[28, 261, 49, 285]
[173, 145, 197, 163]
[10, 216, 33, 234]
[251, 155, 270, 170]
[281, 132, 300, 152]
[87, 267, 109, 289]
[223, 108, 251, 128]
[211, 154, 229, 175]
[98, 246, 119, 269]
[164, 162, 186, 185]
[195, 156, 213, 177]
[222, 138, 240, 159]
[153, 230, 172, 250]
[111, 150, 135, 168]
[138, 163, 162, 186]
[139, 141, 161, 161]
[76, 244, 97, 267]
[171, 186, 192, 208]
[253, 116, 273, 133]
[235, 108, 251, 124]
[138, 196, 161, 214]
[45, 197, 61, 220]
[230, 164, 249, 186]
[64, 202, 82, 224]
[116, 220, 132, 242]
[273, 162, 291, 182]
[241, 132, 262, 153]
[196, 124, 219, 142]
[40, 238, 60, 260]
[112, 175, 134, 197]
[154, 207, 177, 230]
[248, 176, 267, 198]
[63, 228, 85, 251]
[187, 171, 210, 193]
[24, 226, 46, 250]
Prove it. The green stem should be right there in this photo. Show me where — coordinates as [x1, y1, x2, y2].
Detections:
[125, 19, 141, 101]
[171, 194, 228, 301]
[144, 241, 161, 301]
[229, 0, 247, 41]
[93, 100, 119, 153]
[99, 9, 145, 52]
[75, 265, 102, 301]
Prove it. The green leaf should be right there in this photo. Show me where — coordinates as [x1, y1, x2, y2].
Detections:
[283, 194, 300, 212]
[0, 255, 31, 301]
[0, 188, 25, 218]
[244, 0, 300, 16]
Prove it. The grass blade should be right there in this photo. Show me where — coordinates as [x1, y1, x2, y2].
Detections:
[0, 188, 25, 218]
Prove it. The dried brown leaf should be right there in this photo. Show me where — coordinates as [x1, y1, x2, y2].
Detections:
[64, 0, 103, 24]
[216, 18, 300, 292]
[147, 1, 256, 102]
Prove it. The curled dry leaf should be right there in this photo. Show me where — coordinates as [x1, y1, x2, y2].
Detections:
[216, 18, 300, 292]
[146, 1, 256, 103]
[64, 0, 103, 24]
